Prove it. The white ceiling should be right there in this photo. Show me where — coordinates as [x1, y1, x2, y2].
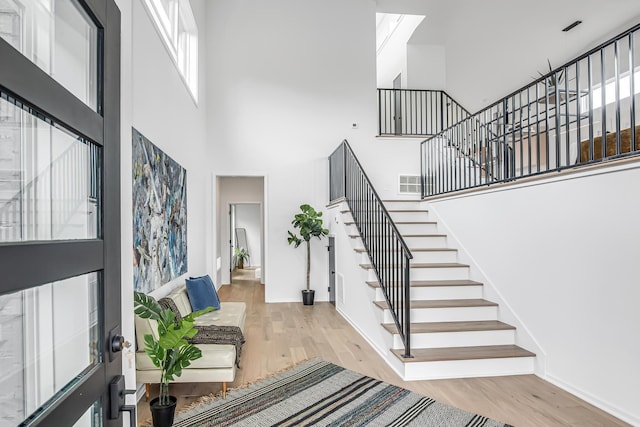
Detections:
[375, 0, 640, 110]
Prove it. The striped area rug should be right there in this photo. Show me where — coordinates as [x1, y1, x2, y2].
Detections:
[172, 359, 511, 427]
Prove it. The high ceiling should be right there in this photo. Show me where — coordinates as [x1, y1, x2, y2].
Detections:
[375, 0, 640, 110]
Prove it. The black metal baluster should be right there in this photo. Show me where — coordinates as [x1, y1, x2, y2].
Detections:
[631, 32, 637, 152]
[601, 49, 607, 160]
[576, 61, 582, 164]
[564, 66, 570, 167]
[615, 40, 622, 156]
[589, 54, 595, 161]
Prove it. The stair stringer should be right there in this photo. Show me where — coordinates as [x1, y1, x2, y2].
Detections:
[325, 202, 408, 380]
[425, 201, 547, 376]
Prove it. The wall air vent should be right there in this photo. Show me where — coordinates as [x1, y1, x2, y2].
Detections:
[398, 175, 420, 194]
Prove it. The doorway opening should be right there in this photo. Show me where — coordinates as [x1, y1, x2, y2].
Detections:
[215, 176, 265, 288]
[230, 203, 262, 284]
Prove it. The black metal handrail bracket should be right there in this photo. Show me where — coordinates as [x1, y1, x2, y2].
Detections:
[421, 22, 640, 198]
[330, 140, 413, 358]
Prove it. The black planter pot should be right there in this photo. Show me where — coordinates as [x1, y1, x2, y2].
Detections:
[302, 289, 315, 305]
[150, 396, 177, 427]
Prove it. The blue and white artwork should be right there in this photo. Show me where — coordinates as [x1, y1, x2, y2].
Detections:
[132, 128, 187, 292]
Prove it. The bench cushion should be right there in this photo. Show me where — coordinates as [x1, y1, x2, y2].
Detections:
[195, 302, 246, 332]
[166, 285, 193, 317]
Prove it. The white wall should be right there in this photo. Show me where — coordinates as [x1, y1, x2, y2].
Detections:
[376, 14, 425, 88]
[216, 177, 264, 285]
[117, 0, 210, 406]
[406, 44, 446, 90]
[427, 162, 640, 425]
[206, 0, 378, 303]
[356, 137, 422, 200]
[235, 204, 262, 269]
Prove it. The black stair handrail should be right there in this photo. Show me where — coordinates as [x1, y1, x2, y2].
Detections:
[329, 140, 413, 357]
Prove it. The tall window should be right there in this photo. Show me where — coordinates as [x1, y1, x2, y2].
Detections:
[143, 0, 198, 102]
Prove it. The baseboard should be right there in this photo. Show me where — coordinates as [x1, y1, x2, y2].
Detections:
[335, 306, 405, 380]
[544, 374, 639, 426]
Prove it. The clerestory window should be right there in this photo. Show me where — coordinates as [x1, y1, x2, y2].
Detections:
[143, 0, 198, 102]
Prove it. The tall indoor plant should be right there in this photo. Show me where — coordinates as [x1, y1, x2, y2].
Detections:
[287, 204, 329, 305]
[134, 292, 211, 427]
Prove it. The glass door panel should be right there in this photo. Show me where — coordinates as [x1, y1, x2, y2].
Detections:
[0, 0, 99, 111]
[0, 92, 101, 243]
[0, 272, 99, 425]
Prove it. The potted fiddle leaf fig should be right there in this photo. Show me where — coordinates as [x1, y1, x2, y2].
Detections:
[287, 204, 329, 305]
[133, 292, 212, 427]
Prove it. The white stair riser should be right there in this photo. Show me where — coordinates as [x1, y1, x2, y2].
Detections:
[389, 329, 515, 349]
[404, 235, 447, 247]
[389, 211, 430, 222]
[383, 201, 422, 210]
[361, 250, 457, 264]
[382, 306, 498, 323]
[401, 356, 535, 380]
[396, 222, 438, 234]
[365, 266, 469, 281]
[374, 286, 483, 301]
[410, 250, 458, 263]
[409, 266, 469, 281]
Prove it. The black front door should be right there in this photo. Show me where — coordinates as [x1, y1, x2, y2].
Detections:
[0, 0, 122, 425]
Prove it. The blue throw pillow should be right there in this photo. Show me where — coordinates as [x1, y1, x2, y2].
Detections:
[185, 275, 220, 311]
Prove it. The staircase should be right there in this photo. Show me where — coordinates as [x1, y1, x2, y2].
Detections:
[342, 199, 535, 380]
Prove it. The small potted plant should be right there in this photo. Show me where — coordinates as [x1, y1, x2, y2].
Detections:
[537, 59, 565, 104]
[234, 247, 250, 269]
[287, 204, 329, 305]
[134, 292, 212, 427]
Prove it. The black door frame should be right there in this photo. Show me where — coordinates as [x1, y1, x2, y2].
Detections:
[0, 0, 121, 425]
[328, 237, 336, 305]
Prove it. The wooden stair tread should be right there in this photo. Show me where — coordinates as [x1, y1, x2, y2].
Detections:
[382, 320, 515, 334]
[354, 247, 456, 253]
[393, 345, 535, 362]
[360, 262, 468, 269]
[366, 279, 483, 288]
[344, 221, 436, 225]
[374, 299, 497, 310]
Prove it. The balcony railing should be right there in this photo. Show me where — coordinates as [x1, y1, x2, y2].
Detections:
[378, 89, 470, 137]
[421, 23, 640, 197]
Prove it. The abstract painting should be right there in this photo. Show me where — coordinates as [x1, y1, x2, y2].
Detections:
[132, 128, 187, 292]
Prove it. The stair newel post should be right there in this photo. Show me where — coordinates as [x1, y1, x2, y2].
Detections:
[403, 250, 412, 358]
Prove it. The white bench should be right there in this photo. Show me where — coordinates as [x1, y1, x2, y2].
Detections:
[135, 284, 246, 398]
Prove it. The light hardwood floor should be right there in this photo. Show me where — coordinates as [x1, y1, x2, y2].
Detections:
[136, 270, 628, 426]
